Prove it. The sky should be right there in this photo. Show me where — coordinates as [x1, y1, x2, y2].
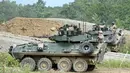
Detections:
[9, 0, 75, 7]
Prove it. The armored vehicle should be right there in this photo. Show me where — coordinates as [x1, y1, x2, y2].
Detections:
[88, 25, 125, 52]
[9, 24, 107, 72]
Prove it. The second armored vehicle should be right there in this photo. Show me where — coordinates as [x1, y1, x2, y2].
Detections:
[88, 25, 125, 52]
[9, 24, 107, 72]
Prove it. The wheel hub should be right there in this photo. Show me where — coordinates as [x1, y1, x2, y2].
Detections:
[62, 63, 67, 67]
[61, 61, 68, 68]
[41, 62, 48, 69]
[84, 45, 89, 50]
[42, 63, 47, 68]
[76, 62, 84, 69]
[78, 64, 82, 68]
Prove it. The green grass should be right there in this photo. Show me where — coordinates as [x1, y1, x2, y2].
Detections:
[0, 67, 37, 73]
[0, 53, 53, 73]
[0, 53, 19, 67]
[97, 59, 130, 68]
[119, 42, 130, 54]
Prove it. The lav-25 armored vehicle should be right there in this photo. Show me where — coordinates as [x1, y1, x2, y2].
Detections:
[9, 24, 107, 72]
[88, 24, 125, 52]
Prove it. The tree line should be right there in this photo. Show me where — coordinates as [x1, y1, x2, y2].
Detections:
[0, 0, 130, 30]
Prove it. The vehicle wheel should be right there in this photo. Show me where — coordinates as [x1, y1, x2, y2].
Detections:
[87, 65, 95, 71]
[20, 57, 36, 71]
[58, 58, 72, 72]
[37, 58, 52, 71]
[79, 42, 94, 54]
[107, 34, 118, 44]
[73, 58, 88, 72]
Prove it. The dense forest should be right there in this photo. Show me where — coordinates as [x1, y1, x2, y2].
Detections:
[0, 0, 130, 30]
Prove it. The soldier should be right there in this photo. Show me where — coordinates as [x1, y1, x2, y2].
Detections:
[110, 22, 117, 34]
[111, 22, 117, 30]
[119, 29, 124, 36]
[98, 30, 104, 43]
[68, 25, 74, 31]
[92, 25, 97, 31]
[92, 25, 99, 31]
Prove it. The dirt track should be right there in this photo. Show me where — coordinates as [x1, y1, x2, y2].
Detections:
[31, 68, 130, 73]
[89, 68, 130, 73]
[0, 17, 95, 37]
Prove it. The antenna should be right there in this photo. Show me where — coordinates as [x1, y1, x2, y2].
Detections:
[79, 23, 80, 29]
[85, 23, 86, 32]
[83, 21, 84, 33]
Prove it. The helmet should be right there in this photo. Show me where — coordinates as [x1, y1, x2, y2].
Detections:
[112, 22, 115, 25]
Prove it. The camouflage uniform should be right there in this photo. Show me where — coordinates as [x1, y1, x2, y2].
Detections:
[111, 22, 117, 33]
[98, 30, 104, 43]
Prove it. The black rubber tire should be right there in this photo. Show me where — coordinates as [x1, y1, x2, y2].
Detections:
[73, 58, 88, 72]
[79, 42, 94, 54]
[87, 65, 95, 71]
[37, 58, 52, 71]
[106, 35, 116, 43]
[58, 58, 72, 72]
[20, 57, 36, 71]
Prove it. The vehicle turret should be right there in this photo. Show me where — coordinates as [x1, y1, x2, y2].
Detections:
[49, 24, 92, 43]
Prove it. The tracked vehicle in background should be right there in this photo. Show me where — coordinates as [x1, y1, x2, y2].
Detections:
[9, 24, 107, 72]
